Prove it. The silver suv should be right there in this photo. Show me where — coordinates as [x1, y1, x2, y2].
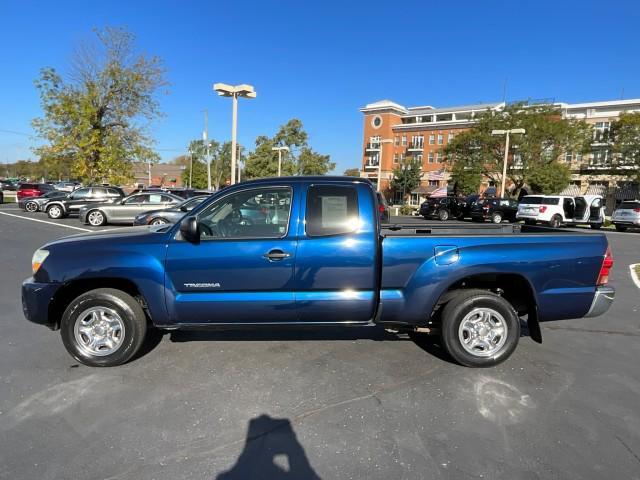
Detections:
[611, 200, 640, 232]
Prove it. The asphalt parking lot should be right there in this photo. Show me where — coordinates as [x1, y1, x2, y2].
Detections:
[1, 203, 639, 480]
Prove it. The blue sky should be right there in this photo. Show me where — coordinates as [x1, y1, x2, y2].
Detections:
[1, 0, 639, 174]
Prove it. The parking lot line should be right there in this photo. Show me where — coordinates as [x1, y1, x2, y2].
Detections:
[0, 211, 92, 232]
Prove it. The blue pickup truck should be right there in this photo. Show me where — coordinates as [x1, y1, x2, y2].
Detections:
[22, 176, 615, 368]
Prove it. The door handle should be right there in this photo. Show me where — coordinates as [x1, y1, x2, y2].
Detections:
[263, 249, 291, 261]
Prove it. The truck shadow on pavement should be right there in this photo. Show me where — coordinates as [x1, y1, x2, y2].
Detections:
[215, 414, 321, 480]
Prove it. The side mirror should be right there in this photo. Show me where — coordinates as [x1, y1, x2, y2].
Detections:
[180, 205, 188, 212]
[179, 216, 200, 243]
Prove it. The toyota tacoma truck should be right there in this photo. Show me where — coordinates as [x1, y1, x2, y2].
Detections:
[22, 177, 615, 368]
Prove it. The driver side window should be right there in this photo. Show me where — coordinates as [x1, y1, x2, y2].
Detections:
[197, 187, 292, 240]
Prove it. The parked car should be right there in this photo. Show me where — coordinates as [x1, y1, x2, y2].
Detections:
[516, 195, 605, 228]
[133, 195, 210, 226]
[419, 196, 464, 221]
[0, 190, 3, 204]
[22, 176, 614, 368]
[376, 192, 390, 223]
[470, 198, 519, 223]
[54, 181, 80, 192]
[457, 194, 481, 219]
[45, 186, 126, 219]
[17, 182, 55, 201]
[611, 200, 640, 231]
[79, 192, 183, 226]
[1, 179, 18, 191]
[19, 190, 69, 212]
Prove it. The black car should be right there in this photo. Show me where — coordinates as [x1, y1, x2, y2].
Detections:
[19, 190, 68, 212]
[133, 195, 210, 226]
[470, 197, 519, 223]
[45, 186, 126, 219]
[457, 194, 481, 219]
[1, 179, 18, 191]
[419, 196, 465, 221]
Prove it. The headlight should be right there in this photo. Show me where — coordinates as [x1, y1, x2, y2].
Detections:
[32, 249, 49, 274]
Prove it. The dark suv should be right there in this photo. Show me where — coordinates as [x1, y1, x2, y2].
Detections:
[419, 197, 465, 221]
[45, 186, 125, 219]
[470, 197, 519, 223]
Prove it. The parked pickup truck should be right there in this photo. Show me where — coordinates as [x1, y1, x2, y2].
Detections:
[22, 176, 615, 368]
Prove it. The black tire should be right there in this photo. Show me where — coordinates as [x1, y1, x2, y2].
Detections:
[548, 215, 562, 228]
[438, 209, 450, 221]
[524, 219, 536, 226]
[440, 289, 520, 367]
[590, 223, 602, 230]
[86, 209, 107, 226]
[490, 212, 503, 224]
[47, 204, 65, 219]
[25, 201, 39, 212]
[60, 288, 147, 367]
[615, 225, 628, 232]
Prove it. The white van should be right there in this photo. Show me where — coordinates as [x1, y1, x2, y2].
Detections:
[517, 195, 605, 229]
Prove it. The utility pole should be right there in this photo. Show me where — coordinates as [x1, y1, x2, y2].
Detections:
[272, 146, 289, 177]
[188, 146, 193, 188]
[203, 109, 211, 191]
[491, 128, 526, 197]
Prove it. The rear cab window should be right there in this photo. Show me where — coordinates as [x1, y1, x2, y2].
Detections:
[305, 185, 359, 237]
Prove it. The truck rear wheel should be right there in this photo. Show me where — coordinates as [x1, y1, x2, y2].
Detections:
[440, 289, 520, 367]
[60, 288, 147, 367]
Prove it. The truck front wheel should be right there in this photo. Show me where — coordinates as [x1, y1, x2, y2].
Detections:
[440, 289, 520, 367]
[60, 288, 147, 367]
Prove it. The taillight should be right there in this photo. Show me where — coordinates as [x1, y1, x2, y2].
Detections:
[378, 205, 385, 213]
[634, 208, 640, 213]
[539, 206, 547, 213]
[597, 247, 614, 285]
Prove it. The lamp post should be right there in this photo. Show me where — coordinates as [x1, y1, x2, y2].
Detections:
[491, 128, 526, 197]
[187, 146, 193, 188]
[377, 138, 394, 192]
[213, 83, 256, 185]
[271, 146, 289, 177]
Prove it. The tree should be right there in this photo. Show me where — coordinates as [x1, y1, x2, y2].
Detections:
[244, 119, 334, 178]
[445, 103, 591, 196]
[390, 158, 422, 203]
[343, 168, 360, 177]
[32, 27, 167, 185]
[449, 158, 483, 195]
[527, 161, 571, 194]
[611, 112, 640, 182]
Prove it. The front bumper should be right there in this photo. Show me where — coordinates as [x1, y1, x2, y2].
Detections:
[584, 286, 615, 318]
[22, 278, 63, 329]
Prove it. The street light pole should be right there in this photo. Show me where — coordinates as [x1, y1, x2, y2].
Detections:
[491, 128, 525, 197]
[214, 83, 256, 185]
[377, 139, 394, 192]
[272, 146, 290, 177]
[188, 147, 193, 188]
[203, 110, 211, 191]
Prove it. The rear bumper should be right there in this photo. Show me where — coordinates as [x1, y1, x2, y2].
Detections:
[584, 286, 615, 318]
[22, 278, 63, 329]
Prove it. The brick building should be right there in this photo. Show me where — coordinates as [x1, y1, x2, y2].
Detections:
[131, 162, 185, 188]
[360, 98, 640, 206]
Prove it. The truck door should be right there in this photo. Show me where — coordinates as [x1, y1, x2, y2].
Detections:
[294, 183, 378, 323]
[164, 185, 299, 324]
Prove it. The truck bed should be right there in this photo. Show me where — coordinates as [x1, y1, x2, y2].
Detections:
[380, 222, 602, 236]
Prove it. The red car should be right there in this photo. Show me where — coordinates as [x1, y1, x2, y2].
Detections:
[17, 183, 55, 201]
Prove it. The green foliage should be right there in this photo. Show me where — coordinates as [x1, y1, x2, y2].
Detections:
[445, 103, 591, 195]
[449, 157, 482, 195]
[343, 168, 360, 177]
[32, 27, 166, 185]
[180, 139, 238, 189]
[611, 112, 640, 182]
[399, 204, 414, 215]
[244, 119, 334, 179]
[390, 158, 421, 203]
[527, 161, 571, 194]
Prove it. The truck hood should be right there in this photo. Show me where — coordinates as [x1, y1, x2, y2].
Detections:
[45, 225, 172, 248]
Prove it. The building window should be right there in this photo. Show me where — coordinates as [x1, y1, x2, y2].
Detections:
[401, 135, 407, 146]
[393, 153, 398, 164]
[429, 134, 435, 145]
[435, 152, 441, 163]
[564, 151, 573, 162]
[371, 115, 383, 129]
[429, 180, 439, 186]
[437, 134, 443, 145]
[411, 135, 424, 149]
[399, 153, 405, 162]
[394, 136, 399, 146]
[428, 152, 434, 164]
[591, 149, 610, 166]
[416, 154, 423, 163]
[575, 152, 583, 163]
[593, 122, 610, 142]
[448, 132, 454, 143]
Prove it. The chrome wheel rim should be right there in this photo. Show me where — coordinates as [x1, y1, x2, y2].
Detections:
[26, 202, 38, 212]
[458, 307, 507, 357]
[151, 218, 167, 225]
[49, 206, 61, 218]
[493, 214, 502, 223]
[88, 211, 104, 226]
[74, 307, 125, 357]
